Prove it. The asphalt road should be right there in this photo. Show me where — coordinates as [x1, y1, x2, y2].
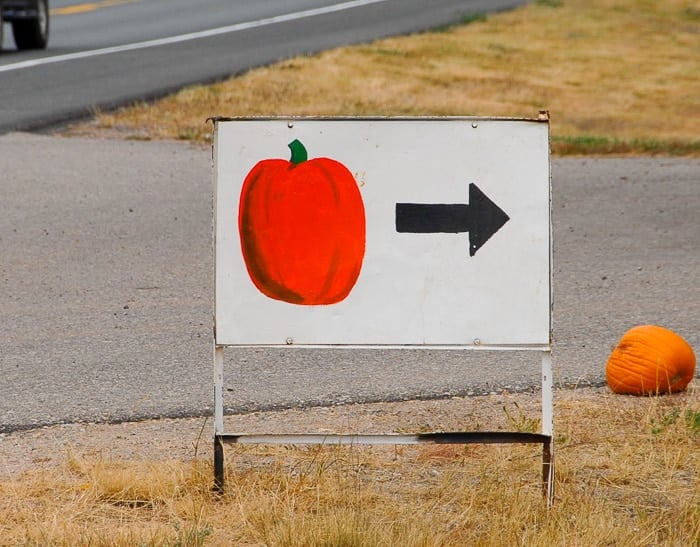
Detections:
[1, 132, 698, 432]
[0, 0, 527, 132]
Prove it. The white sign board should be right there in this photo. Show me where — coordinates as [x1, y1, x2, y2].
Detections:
[214, 118, 550, 348]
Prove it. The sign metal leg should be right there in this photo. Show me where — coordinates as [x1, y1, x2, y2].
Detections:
[541, 350, 554, 506]
[214, 345, 225, 491]
[214, 435, 225, 493]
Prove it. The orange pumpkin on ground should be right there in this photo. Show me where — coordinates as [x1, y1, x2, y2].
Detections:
[606, 325, 696, 395]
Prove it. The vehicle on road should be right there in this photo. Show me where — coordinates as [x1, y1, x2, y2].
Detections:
[0, 0, 48, 50]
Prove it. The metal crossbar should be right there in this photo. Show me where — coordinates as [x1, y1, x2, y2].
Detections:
[217, 431, 549, 445]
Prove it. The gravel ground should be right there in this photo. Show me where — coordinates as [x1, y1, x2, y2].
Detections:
[0, 386, 610, 480]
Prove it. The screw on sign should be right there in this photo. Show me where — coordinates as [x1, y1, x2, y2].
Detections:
[238, 139, 366, 305]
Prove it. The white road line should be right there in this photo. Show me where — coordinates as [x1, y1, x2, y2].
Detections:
[0, 0, 390, 73]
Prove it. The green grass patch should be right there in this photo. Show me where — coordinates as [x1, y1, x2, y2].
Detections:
[552, 135, 700, 156]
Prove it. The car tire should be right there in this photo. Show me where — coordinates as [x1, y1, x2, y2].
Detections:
[12, 0, 49, 50]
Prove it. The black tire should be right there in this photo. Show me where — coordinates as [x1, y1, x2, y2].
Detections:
[12, 0, 49, 50]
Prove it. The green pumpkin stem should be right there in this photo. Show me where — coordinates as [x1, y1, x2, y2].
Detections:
[288, 139, 308, 164]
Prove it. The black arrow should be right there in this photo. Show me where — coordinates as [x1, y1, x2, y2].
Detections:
[395, 183, 510, 256]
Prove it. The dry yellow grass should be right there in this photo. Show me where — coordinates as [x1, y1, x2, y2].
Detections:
[68, 0, 700, 155]
[1, 387, 699, 545]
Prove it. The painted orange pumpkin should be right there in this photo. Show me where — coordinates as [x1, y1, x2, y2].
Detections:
[238, 139, 365, 305]
[606, 325, 696, 395]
